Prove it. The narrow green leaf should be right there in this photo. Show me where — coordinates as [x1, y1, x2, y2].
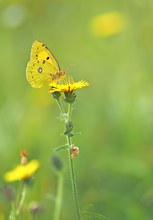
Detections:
[54, 144, 69, 152]
[72, 132, 82, 136]
[81, 211, 108, 220]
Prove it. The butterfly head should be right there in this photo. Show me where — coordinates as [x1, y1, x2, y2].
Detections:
[57, 70, 66, 80]
[59, 70, 66, 78]
[50, 70, 66, 82]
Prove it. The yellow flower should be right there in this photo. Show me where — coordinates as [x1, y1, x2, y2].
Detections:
[49, 77, 89, 93]
[89, 11, 125, 37]
[0, 213, 4, 220]
[4, 160, 40, 182]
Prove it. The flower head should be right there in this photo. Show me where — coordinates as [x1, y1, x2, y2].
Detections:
[4, 160, 40, 182]
[49, 76, 89, 93]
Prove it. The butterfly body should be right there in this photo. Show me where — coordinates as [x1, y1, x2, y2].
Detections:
[26, 41, 65, 88]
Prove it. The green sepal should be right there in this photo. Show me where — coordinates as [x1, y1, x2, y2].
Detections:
[54, 144, 70, 152]
[64, 91, 76, 103]
[51, 91, 62, 100]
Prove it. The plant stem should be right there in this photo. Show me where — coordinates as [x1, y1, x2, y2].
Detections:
[56, 98, 65, 115]
[68, 148, 81, 220]
[9, 202, 16, 220]
[16, 183, 27, 216]
[53, 172, 63, 220]
[54, 96, 81, 219]
[67, 102, 72, 122]
[66, 103, 81, 220]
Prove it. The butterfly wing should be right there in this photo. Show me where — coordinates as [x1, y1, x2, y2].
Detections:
[26, 41, 64, 88]
[26, 59, 59, 88]
[30, 41, 60, 71]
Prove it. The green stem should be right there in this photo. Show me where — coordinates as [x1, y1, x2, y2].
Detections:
[67, 102, 72, 122]
[53, 173, 63, 220]
[68, 148, 81, 220]
[56, 98, 65, 115]
[16, 183, 27, 216]
[9, 202, 16, 220]
[66, 103, 81, 220]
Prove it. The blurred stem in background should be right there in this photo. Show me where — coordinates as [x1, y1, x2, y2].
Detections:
[53, 172, 63, 220]
[9, 182, 27, 220]
[52, 154, 64, 220]
[16, 183, 27, 216]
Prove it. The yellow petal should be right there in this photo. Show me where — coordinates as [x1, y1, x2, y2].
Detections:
[4, 160, 40, 182]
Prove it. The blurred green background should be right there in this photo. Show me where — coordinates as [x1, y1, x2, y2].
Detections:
[1, 0, 153, 219]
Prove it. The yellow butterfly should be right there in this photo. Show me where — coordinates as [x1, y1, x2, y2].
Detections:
[26, 40, 66, 88]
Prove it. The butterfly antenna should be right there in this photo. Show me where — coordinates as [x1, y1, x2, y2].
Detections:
[64, 64, 76, 72]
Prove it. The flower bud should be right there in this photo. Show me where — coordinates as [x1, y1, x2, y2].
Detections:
[71, 145, 79, 158]
[29, 201, 43, 216]
[20, 150, 28, 165]
[3, 186, 15, 201]
[51, 154, 63, 171]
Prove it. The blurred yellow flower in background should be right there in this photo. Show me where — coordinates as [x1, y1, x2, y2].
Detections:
[4, 160, 39, 182]
[0, 213, 5, 220]
[89, 11, 125, 37]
